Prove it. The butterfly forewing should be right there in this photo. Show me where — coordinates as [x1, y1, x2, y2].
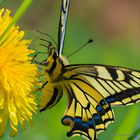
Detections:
[64, 64, 140, 106]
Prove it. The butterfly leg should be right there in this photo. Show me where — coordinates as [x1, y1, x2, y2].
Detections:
[37, 81, 48, 91]
[31, 52, 47, 62]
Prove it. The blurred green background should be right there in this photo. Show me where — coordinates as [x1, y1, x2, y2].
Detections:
[1, 0, 140, 140]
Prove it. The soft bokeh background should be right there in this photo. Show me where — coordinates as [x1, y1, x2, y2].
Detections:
[1, 0, 140, 140]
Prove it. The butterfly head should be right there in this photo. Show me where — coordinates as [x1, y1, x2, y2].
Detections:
[42, 47, 69, 75]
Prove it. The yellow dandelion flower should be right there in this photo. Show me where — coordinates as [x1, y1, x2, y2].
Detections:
[0, 9, 38, 137]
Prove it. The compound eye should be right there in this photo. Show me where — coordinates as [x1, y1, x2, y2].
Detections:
[43, 62, 49, 66]
[58, 58, 63, 64]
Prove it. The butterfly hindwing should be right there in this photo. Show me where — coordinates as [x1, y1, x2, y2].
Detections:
[61, 76, 114, 140]
[60, 64, 140, 139]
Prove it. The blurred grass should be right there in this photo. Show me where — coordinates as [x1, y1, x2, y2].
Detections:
[128, 128, 140, 140]
[112, 107, 138, 140]
[1, 0, 140, 140]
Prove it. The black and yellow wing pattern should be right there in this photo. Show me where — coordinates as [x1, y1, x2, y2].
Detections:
[40, 51, 140, 140]
[61, 64, 140, 140]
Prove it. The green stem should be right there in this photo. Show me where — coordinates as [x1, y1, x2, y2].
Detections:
[12, 0, 32, 24]
[0, 0, 32, 44]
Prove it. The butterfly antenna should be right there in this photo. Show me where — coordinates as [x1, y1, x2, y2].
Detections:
[36, 29, 57, 47]
[67, 39, 93, 58]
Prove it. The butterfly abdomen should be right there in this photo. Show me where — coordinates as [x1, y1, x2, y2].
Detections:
[40, 82, 63, 111]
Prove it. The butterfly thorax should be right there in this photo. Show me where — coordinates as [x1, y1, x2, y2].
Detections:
[42, 48, 69, 82]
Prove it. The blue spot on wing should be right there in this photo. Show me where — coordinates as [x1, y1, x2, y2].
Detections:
[93, 114, 103, 125]
[93, 114, 100, 120]
[100, 99, 106, 105]
[74, 118, 82, 126]
[88, 119, 94, 128]
[74, 117, 81, 122]
[96, 105, 102, 112]
[106, 97, 115, 103]
[73, 118, 88, 131]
